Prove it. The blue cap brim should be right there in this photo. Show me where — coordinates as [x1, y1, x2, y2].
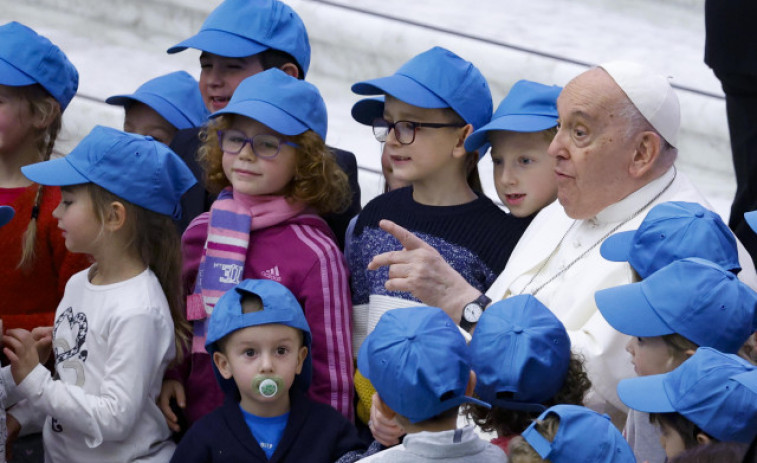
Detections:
[167, 29, 268, 57]
[351, 98, 384, 126]
[746, 211, 757, 234]
[352, 75, 448, 109]
[106, 94, 197, 130]
[617, 374, 675, 413]
[594, 283, 674, 337]
[464, 115, 558, 152]
[212, 100, 309, 137]
[599, 230, 635, 262]
[21, 156, 89, 186]
[0, 205, 15, 228]
[0, 58, 37, 87]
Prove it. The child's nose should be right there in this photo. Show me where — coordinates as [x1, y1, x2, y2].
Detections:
[259, 353, 274, 371]
[625, 337, 636, 355]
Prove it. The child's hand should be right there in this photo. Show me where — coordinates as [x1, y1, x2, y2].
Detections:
[3, 328, 40, 385]
[31, 326, 54, 364]
[369, 393, 404, 447]
[158, 379, 186, 432]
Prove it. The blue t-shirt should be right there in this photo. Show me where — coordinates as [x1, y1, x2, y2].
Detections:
[240, 405, 289, 459]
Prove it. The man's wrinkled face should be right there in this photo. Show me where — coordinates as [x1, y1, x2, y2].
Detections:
[547, 68, 638, 219]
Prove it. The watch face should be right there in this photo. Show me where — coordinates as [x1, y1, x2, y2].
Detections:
[464, 303, 482, 322]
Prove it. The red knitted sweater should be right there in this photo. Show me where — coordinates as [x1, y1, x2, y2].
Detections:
[0, 184, 91, 331]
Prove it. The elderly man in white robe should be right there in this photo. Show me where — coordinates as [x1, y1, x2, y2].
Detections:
[369, 61, 757, 428]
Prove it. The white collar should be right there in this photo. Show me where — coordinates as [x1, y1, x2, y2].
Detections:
[589, 167, 676, 226]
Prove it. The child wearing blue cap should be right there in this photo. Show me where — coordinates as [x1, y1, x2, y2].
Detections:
[0, 21, 91, 336]
[347, 46, 530, 427]
[2, 126, 197, 462]
[465, 80, 562, 218]
[595, 256, 757, 463]
[466, 295, 591, 455]
[617, 347, 757, 460]
[171, 279, 365, 462]
[166, 0, 362, 241]
[106, 71, 209, 146]
[357, 306, 506, 462]
[160, 69, 355, 430]
[508, 404, 635, 463]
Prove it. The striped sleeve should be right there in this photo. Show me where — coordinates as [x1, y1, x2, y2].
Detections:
[292, 224, 355, 421]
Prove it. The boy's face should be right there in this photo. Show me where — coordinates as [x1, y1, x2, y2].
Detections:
[380, 96, 468, 187]
[658, 420, 687, 460]
[489, 130, 557, 217]
[123, 102, 176, 146]
[199, 52, 265, 113]
[625, 336, 679, 376]
[213, 323, 308, 417]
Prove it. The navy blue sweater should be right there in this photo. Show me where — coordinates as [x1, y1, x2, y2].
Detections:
[348, 186, 530, 305]
[171, 392, 366, 463]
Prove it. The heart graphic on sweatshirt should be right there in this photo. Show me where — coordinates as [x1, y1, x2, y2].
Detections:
[53, 307, 89, 364]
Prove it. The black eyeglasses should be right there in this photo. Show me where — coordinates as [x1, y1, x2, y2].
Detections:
[217, 129, 300, 159]
[372, 118, 466, 145]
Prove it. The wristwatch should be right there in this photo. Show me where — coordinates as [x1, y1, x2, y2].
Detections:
[460, 293, 492, 332]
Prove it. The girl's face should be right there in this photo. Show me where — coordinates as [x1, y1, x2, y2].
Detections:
[221, 117, 297, 197]
[0, 85, 36, 157]
[625, 336, 682, 376]
[53, 185, 103, 256]
[489, 130, 557, 217]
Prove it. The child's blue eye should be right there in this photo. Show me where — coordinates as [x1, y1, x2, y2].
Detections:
[519, 157, 533, 166]
[244, 349, 256, 357]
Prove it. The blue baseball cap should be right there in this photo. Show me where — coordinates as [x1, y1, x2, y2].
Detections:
[106, 71, 209, 130]
[206, 279, 312, 394]
[167, 0, 310, 76]
[595, 257, 756, 354]
[617, 347, 757, 444]
[0, 206, 14, 228]
[352, 47, 493, 132]
[745, 210, 757, 233]
[470, 295, 571, 412]
[357, 306, 490, 423]
[464, 80, 561, 153]
[351, 97, 384, 126]
[21, 126, 196, 219]
[211, 68, 327, 141]
[0, 21, 79, 110]
[601, 201, 740, 277]
[521, 405, 635, 463]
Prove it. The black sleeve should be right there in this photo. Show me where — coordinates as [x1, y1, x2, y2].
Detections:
[323, 146, 362, 250]
[170, 421, 213, 463]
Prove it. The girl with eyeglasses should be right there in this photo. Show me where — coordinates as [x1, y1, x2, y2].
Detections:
[162, 69, 356, 433]
[346, 47, 531, 434]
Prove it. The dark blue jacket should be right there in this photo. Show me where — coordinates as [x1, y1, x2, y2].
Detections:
[170, 391, 366, 463]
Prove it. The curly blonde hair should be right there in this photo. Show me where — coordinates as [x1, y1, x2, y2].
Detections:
[508, 414, 561, 462]
[197, 114, 351, 214]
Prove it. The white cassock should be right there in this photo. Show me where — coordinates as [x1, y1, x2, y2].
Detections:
[486, 166, 757, 427]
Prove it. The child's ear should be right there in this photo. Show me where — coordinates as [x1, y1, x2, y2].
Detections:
[31, 96, 60, 130]
[278, 62, 300, 79]
[213, 351, 233, 380]
[103, 201, 127, 232]
[695, 432, 713, 446]
[451, 124, 475, 159]
[465, 370, 477, 398]
[295, 346, 308, 374]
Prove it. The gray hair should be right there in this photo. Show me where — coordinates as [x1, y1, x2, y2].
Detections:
[617, 96, 677, 163]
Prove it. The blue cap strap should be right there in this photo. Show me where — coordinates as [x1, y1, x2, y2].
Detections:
[521, 424, 553, 459]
